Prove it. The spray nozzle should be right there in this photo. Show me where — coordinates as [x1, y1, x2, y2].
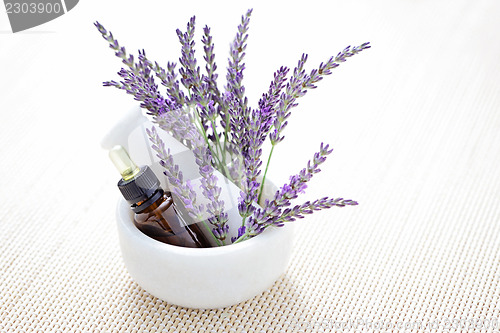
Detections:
[109, 145, 140, 181]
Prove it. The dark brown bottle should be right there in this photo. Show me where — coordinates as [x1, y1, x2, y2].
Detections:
[110, 145, 212, 248]
[133, 189, 212, 248]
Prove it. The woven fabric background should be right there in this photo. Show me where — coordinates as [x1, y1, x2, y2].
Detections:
[1, 0, 499, 332]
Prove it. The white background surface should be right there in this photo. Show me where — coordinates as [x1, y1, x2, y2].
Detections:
[1, 0, 499, 331]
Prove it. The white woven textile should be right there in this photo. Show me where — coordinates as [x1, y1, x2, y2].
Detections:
[1, 0, 499, 331]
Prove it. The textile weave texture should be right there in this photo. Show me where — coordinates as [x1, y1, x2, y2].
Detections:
[1, 0, 499, 331]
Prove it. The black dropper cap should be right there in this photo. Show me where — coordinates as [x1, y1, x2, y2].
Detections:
[110, 146, 162, 212]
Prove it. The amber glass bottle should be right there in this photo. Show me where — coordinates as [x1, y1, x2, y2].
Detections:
[110, 146, 212, 248]
[133, 189, 212, 247]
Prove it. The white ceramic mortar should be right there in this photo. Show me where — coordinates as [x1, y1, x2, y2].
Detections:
[116, 197, 294, 309]
[107, 107, 295, 309]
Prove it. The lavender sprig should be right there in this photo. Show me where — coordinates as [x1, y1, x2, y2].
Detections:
[237, 106, 275, 223]
[97, 10, 366, 246]
[231, 197, 357, 243]
[225, 9, 252, 112]
[103, 53, 165, 116]
[312, 43, 371, 81]
[259, 43, 370, 201]
[152, 61, 186, 106]
[226, 92, 248, 151]
[155, 107, 229, 243]
[96, 19, 224, 163]
[233, 143, 334, 242]
[146, 126, 205, 221]
[96, 21, 187, 108]
[94, 22, 167, 117]
[202, 25, 220, 105]
[94, 21, 139, 74]
[269, 54, 309, 145]
[176, 17, 203, 99]
[231, 67, 290, 210]
[275, 197, 358, 224]
[219, 9, 254, 164]
[270, 43, 371, 144]
[258, 66, 290, 111]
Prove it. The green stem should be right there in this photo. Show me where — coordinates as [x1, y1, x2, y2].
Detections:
[210, 118, 224, 162]
[240, 214, 248, 228]
[193, 112, 224, 169]
[232, 232, 249, 244]
[187, 95, 218, 165]
[209, 118, 234, 179]
[257, 144, 276, 204]
[223, 110, 231, 161]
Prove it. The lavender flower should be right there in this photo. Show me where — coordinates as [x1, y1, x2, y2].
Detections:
[236, 106, 275, 222]
[233, 143, 339, 243]
[258, 66, 290, 112]
[176, 17, 203, 102]
[94, 21, 138, 73]
[228, 68, 291, 218]
[269, 54, 309, 145]
[152, 61, 186, 106]
[147, 126, 205, 220]
[155, 106, 229, 242]
[210, 91, 247, 188]
[97, 10, 367, 246]
[232, 197, 357, 243]
[202, 25, 220, 106]
[275, 197, 358, 225]
[259, 43, 370, 201]
[95, 21, 188, 116]
[95, 22, 164, 116]
[270, 43, 371, 144]
[225, 9, 252, 112]
[225, 92, 247, 149]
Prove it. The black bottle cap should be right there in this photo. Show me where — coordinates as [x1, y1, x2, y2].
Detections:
[117, 165, 161, 206]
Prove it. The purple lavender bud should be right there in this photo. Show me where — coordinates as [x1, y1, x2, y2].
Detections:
[97, 14, 366, 245]
[225, 9, 253, 112]
[270, 43, 370, 146]
[147, 126, 205, 221]
[271, 196, 359, 224]
[176, 16, 208, 107]
[243, 142, 336, 232]
[202, 25, 221, 106]
[154, 107, 229, 242]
